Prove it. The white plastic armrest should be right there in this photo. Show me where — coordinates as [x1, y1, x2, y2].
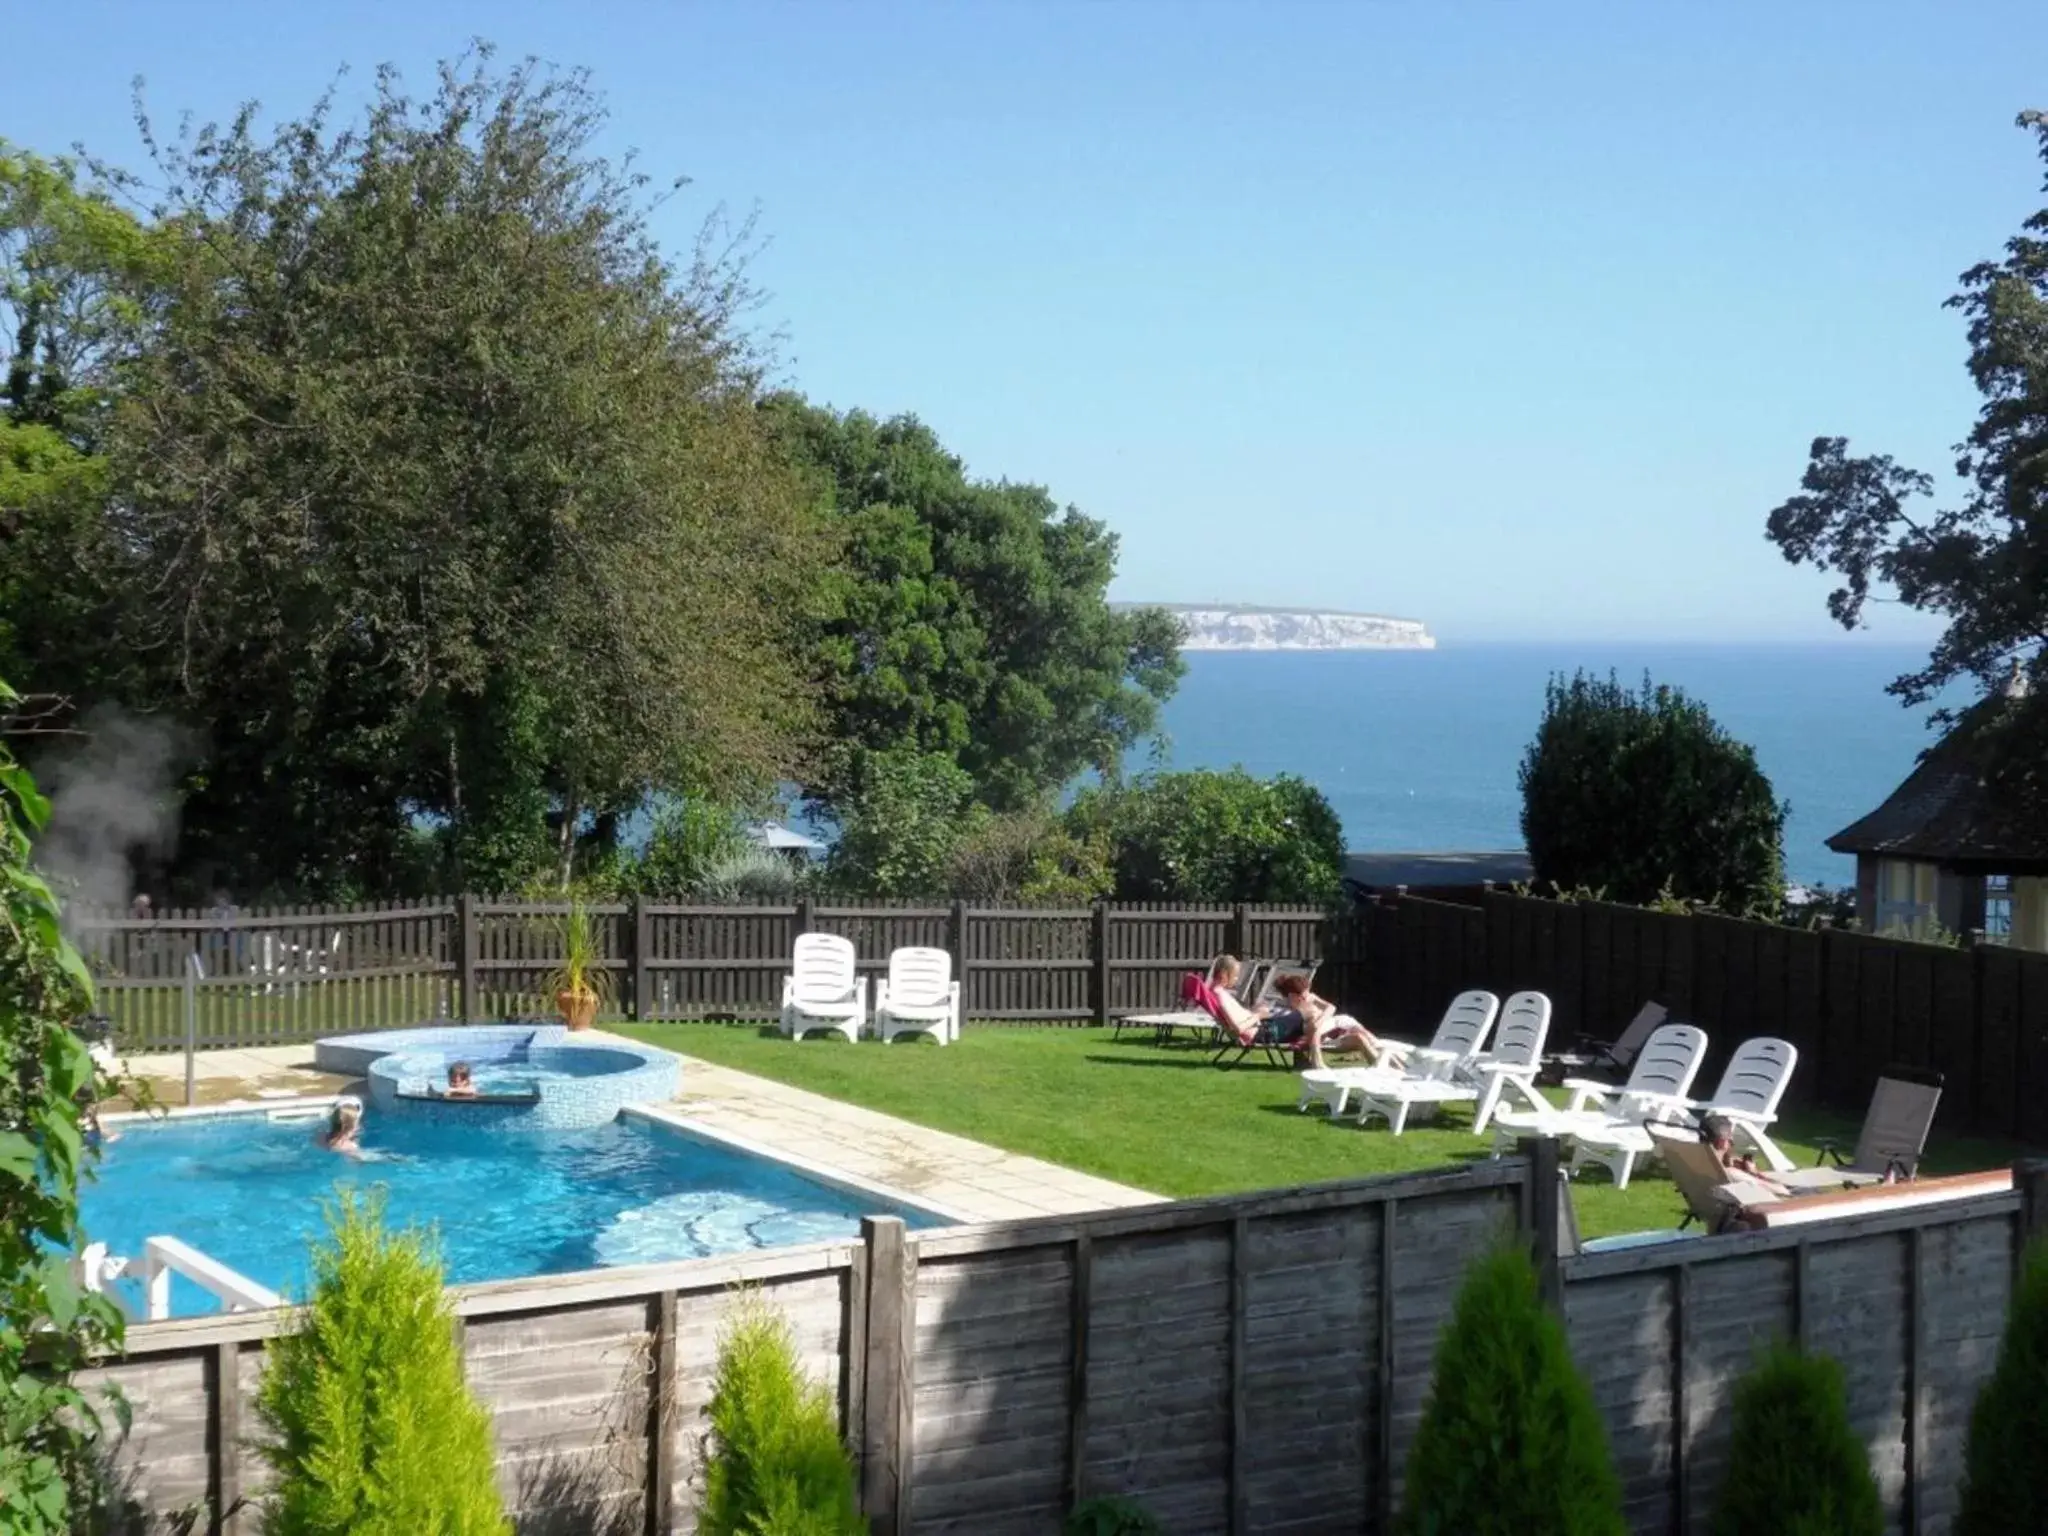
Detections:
[948, 982, 961, 1006]
[1375, 1036, 1418, 1054]
[1410, 1046, 1458, 1065]
[1623, 1090, 1696, 1120]
[1562, 1078, 1614, 1112]
[1475, 1060, 1531, 1078]
[874, 981, 891, 1015]
[780, 977, 794, 1006]
[1708, 1105, 1777, 1128]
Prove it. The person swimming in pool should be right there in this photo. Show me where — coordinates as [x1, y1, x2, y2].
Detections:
[320, 1100, 364, 1158]
[445, 1061, 477, 1099]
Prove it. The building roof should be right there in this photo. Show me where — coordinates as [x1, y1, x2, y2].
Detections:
[1827, 687, 2048, 865]
[1344, 850, 1532, 890]
[745, 822, 825, 854]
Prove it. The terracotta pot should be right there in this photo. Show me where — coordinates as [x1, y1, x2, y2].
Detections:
[557, 987, 599, 1032]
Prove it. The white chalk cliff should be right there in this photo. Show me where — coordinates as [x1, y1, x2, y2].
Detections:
[1143, 605, 1436, 651]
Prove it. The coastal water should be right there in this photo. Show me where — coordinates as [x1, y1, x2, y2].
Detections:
[1147, 643, 1952, 889]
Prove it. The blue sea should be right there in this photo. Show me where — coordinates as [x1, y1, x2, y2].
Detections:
[1146, 643, 1952, 890]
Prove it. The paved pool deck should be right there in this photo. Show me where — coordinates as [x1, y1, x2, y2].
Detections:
[114, 1035, 1159, 1224]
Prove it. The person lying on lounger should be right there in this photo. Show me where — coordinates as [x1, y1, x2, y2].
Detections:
[1267, 973, 1400, 1070]
[1699, 1113, 1789, 1198]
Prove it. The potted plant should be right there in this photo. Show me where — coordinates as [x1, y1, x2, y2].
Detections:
[544, 896, 612, 1032]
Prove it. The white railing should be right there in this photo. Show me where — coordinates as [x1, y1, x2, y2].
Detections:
[77, 1235, 282, 1322]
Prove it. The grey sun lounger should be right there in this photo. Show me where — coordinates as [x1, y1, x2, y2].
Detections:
[1543, 1000, 1667, 1084]
[1773, 1066, 1943, 1192]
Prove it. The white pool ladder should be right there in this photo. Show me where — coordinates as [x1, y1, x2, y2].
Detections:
[77, 1235, 282, 1321]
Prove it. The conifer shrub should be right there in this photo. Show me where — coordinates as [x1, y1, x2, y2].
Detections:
[700, 1293, 865, 1536]
[1711, 1342, 1880, 1536]
[255, 1191, 508, 1536]
[1954, 1238, 2048, 1535]
[1398, 1243, 1625, 1536]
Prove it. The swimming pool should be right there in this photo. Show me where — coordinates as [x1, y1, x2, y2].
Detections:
[81, 1108, 943, 1318]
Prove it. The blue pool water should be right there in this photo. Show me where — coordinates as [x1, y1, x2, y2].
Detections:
[81, 1111, 938, 1317]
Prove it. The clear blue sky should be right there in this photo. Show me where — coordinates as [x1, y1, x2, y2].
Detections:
[5, 2, 2040, 641]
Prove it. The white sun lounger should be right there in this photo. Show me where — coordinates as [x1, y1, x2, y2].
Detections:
[1489, 1022, 1709, 1189]
[1353, 990, 1553, 1134]
[875, 946, 961, 1044]
[779, 933, 868, 1043]
[1571, 1036, 1798, 1184]
[1297, 989, 1499, 1116]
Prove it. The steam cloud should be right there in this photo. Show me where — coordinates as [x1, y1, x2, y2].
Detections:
[36, 706, 188, 916]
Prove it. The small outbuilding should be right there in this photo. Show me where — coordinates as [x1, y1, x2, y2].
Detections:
[1828, 663, 2048, 948]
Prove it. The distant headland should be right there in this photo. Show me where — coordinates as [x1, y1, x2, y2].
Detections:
[1119, 603, 1437, 652]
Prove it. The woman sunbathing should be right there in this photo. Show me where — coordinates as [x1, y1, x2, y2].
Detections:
[1268, 972, 1399, 1070]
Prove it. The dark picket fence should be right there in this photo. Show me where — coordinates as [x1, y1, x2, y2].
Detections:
[71, 897, 1327, 1051]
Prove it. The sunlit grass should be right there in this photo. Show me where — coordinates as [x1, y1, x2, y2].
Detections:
[618, 1022, 2030, 1239]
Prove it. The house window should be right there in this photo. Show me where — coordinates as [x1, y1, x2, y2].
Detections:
[1984, 874, 2013, 944]
[1874, 859, 1937, 938]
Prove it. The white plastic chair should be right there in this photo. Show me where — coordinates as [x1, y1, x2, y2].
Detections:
[1571, 1037, 1798, 1183]
[1354, 991, 1553, 1134]
[875, 946, 961, 1045]
[1297, 989, 1500, 1116]
[779, 934, 868, 1043]
[1489, 1022, 1710, 1189]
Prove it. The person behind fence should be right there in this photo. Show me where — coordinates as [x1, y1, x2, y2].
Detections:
[1699, 1112, 1788, 1197]
[445, 1061, 477, 1099]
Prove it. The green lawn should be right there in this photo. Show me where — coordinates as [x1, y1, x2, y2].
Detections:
[618, 1022, 2030, 1239]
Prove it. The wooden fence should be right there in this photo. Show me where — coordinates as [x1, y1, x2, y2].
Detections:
[1342, 888, 2048, 1144]
[73, 898, 1326, 1051]
[81, 1150, 2046, 1535]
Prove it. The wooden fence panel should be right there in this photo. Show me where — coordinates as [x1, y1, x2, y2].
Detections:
[1975, 947, 2024, 1140]
[643, 904, 796, 1021]
[967, 908, 1092, 1021]
[1107, 905, 1232, 1017]
[2018, 951, 2048, 1147]
[1926, 948, 1979, 1133]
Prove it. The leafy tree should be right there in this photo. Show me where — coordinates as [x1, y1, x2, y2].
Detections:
[946, 807, 1111, 904]
[256, 1190, 508, 1536]
[825, 750, 977, 897]
[632, 799, 755, 896]
[1765, 111, 2048, 815]
[1519, 671, 1785, 913]
[8, 53, 827, 898]
[0, 676, 127, 1535]
[700, 1293, 864, 1536]
[763, 396, 1183, 812]
[1066, 768, 1344, 904]
[1954, 1239, 2048, 1534]
[1711, 1343, 1880, 1536]
[1398, 1243, 1625, 1536]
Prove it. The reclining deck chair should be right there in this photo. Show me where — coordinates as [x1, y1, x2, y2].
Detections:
[1774, 1065, 1943, 1192]
[1209, 961, 1323, 1068]
[1571, 1036, 1798, 1185]
[1649, 1124, 1782, 1234]
[1353, 991, 1552, 1134]
[1116, 957, 1270, 1045]
[875, 946, 961, 1044]
[779, 933, 868, 1043]
[1541, 1001, 1668, 1086]
[1296, 990, 1499, 1115]
[1489, 1022, 1710, 1188]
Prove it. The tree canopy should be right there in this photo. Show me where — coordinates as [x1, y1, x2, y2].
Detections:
[1519, 671, 1785, 913]
[763, 396, 1183, 812]
[1068, 768, 1345, 905]
[1766, 110, 2048, 809]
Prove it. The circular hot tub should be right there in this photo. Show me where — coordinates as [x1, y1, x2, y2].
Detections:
[314, 1023, 680, 1130]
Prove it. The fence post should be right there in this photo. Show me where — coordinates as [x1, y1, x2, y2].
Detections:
[2018, 1158, 2048, 1257]
[858, 1216, 916, 1536]
[1093, 901, 1111, 1027]
[949, 898, 970, 1021]
[1230, 901, 1250, 962]
[631, 895, 652, 1023]
[456, 894, 479, 1025]
[796, 895, 815, 939]
[1519, 1135, 1564, 1313]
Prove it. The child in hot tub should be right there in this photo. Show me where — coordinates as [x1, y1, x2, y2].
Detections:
[445, 1061, 477, 1099]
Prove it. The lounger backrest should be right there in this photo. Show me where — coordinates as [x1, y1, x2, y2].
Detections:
[1648, 1124, 1750, 1229]
[790, 933, 856, 1000]
[1237, 960, 1275, 1006]
[1620, 1023, 1708, 1100]
[1431, 990, 1501, 1059]
[1489, 991, 1554, 1068]
[1608, 1001, 1669, 1069]
[886, 946, 952, 1007]
[1707, 1038, 1798, 1120]
[1253, 960, 1318, 1011]
[1854, 1069, 1943, 1177]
